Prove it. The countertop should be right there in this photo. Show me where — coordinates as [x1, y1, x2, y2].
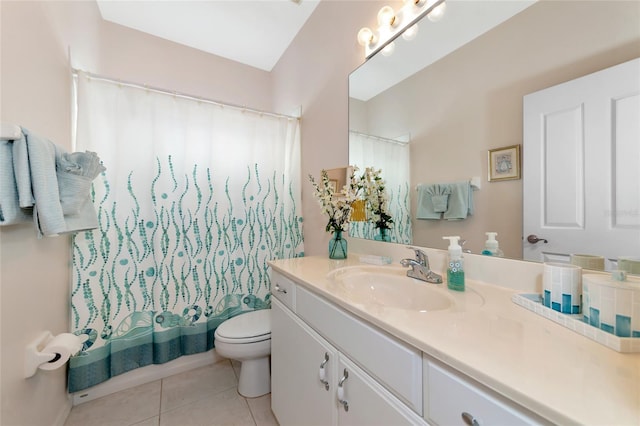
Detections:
[269, 255, 640, 426]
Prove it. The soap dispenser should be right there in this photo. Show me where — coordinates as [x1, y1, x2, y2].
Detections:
[482, 232, 504, 257]
[442, 236, 465, 291]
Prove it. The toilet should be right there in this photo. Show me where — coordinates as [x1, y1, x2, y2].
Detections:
[214, 309, 271, 398]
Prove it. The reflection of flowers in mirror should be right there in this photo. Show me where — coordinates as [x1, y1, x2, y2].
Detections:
[309, 170, 356, 234]
[353, 167, 394, 231]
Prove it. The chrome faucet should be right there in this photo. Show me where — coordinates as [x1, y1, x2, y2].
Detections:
[400, 247, 443, 284]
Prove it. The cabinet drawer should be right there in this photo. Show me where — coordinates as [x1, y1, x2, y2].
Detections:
[425, 359, 543, 426]
[271, 271, 296, 310]
[296, 285, 423, 414]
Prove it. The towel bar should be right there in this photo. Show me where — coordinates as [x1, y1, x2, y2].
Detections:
[0, 123, 22, 141]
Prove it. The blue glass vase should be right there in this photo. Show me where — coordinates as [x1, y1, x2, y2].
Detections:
[328, 230, 348, 259]
[373, 227, 391, 242]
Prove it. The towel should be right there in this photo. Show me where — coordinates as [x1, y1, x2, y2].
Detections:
[0, 140, 32, 225]
[428, 184, 451, 212]
[57, 151, 106, 215]
[13, 129, 67, 235]
[416, 184, 442, 219]
[444, 181, 474, 220]
[7, 128, 104, 236]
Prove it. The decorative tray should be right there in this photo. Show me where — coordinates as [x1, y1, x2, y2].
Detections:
[512, 293, 640, 353]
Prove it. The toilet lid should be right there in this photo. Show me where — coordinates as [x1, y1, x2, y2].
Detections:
[215, 309, 271, 342]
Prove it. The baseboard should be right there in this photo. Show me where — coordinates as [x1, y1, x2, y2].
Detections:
[71, 349, 222, 405]
[53, 396, 73, 426]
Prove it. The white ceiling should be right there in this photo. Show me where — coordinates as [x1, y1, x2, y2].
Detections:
[96, 0, 321, 72]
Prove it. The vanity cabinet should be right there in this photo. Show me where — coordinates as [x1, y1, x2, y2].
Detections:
[270, 271, 425, 426]
[270, 268, 545, 426]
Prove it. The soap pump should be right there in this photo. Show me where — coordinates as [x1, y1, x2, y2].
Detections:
[442, 236, 465, 291]
[482, 232, 504, 257]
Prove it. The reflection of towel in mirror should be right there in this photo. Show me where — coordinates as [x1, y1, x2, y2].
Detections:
[416, 184, 443, 219]
[428, 184, 451, 213]
[444, 181, 474, 220]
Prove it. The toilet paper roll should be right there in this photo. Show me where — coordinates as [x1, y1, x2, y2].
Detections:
[38, 333, 85, 371]
[543, 262, 582, 314]
[570, 254, 605, 271]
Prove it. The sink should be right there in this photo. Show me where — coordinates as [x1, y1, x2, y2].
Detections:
[327, 265, 456, 312]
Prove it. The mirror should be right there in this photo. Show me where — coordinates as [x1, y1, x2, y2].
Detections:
[349, 0, 640, 266]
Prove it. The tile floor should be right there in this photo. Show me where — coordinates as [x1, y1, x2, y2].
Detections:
[64, 360, 279, 426]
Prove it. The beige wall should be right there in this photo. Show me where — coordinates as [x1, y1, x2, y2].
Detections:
[0, 1, 272, 425]
[357, 0, 640, 258]
[272, 0, 386, 255]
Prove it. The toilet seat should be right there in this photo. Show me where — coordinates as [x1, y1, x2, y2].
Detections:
[214, 309, 271, 344]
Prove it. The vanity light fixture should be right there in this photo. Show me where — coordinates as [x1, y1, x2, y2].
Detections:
[357, 0, 446, 59]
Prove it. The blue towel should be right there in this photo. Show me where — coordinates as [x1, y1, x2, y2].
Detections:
[416, 184, 442, 219]
[0, 140, 32, 225]
[444, 181, 474, 220]
[8, 128, 104, 236]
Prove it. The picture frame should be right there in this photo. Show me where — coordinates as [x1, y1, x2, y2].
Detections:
[488, 144, 521, 182]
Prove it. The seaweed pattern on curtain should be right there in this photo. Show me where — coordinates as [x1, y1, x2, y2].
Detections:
[68, 155, 303, 392]
[350, 182, 412, 244]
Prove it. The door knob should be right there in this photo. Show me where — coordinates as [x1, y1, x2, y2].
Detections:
[526, 234, 548, 244]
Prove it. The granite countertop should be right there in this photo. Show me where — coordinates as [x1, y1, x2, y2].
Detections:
[269, 255, 640, 426]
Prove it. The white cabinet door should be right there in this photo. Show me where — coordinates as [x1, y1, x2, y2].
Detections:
[271, 298, 338, 426]
[337, 356, 426, 426]
[523, 58, 640, 267]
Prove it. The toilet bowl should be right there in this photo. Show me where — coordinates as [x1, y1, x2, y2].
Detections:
[214, 309, 271, 398]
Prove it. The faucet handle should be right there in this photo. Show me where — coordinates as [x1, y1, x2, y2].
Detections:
[405, 246, 428, 265]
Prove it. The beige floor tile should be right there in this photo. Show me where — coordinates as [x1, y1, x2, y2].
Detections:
[159, 387, 255, 426]
[132, 416, 160, 426]
[160, 360, 238, 413]
[246, 394, 278, 426]
[230, 359, 241, 380]
[65, 380, 161, 426]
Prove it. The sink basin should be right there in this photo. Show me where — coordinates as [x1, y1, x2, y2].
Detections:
[327, 265, 454, 312]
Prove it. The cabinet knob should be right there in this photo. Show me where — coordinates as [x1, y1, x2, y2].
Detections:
[319, 352, 330, 391]
[337, 368, 349, 412]
[461, 412, 481, 426]
[274, 284, 287, 294]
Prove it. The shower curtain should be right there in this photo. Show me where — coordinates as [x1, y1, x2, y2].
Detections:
[349, 131, 411, 244]
[68, 72, 303, 392]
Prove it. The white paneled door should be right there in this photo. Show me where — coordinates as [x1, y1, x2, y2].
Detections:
[523, 58, 640, 268]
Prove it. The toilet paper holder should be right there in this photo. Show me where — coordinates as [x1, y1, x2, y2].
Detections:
[24, 331, 87, 378]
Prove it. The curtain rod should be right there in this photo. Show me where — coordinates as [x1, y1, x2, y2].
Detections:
[72, 69, 300, 121]
[349, 130, 409, 146]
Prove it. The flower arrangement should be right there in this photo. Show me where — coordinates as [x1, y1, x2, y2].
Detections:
[308, 170, 356, 234]
[353, 167, 394, 231]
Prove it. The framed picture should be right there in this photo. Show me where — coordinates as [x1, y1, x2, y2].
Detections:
[488, 144, 521, 182]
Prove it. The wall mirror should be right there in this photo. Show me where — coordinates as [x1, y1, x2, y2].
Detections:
[349, 0, 640, 272]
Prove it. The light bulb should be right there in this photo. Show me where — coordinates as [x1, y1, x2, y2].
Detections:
[381, 42, 395, 56]
[402, 24, 419, 41]
[427, 2, 446, 22]
[377, 6, 396, 27]
[357, 27, 375, 46]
